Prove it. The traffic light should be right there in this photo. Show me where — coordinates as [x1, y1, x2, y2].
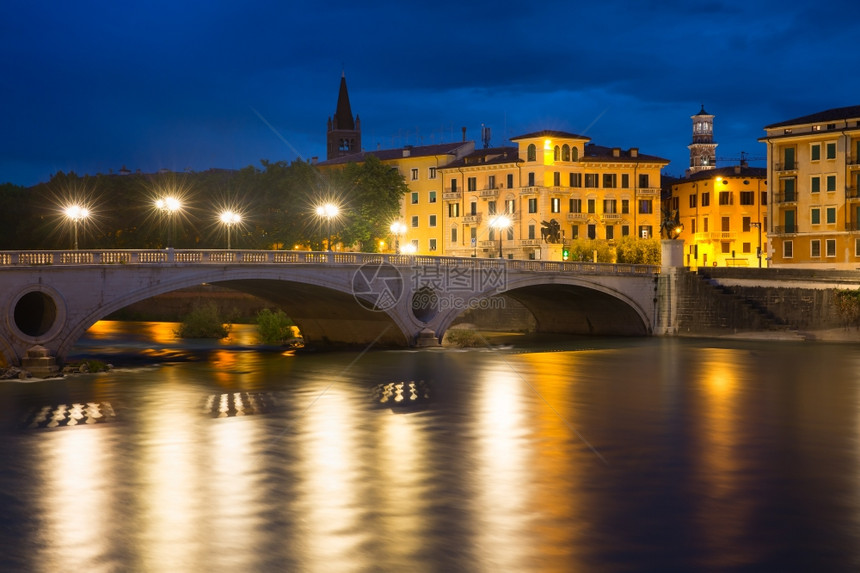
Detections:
[562, 248, 569, 261]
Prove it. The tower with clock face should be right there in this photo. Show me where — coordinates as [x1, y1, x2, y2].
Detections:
[687, 105, 717, 176]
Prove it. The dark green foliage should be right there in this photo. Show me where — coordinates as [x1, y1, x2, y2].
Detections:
[614, 237, 661, 265]
[833, 288, 860, 327]
[255, 308, 296, 344]
[176, 301, 232, 339]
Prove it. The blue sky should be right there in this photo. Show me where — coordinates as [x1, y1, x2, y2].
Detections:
[3, 0, 859, 186]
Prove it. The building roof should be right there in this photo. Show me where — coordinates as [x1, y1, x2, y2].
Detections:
[764, 105, 860, 129]
[510, 129, 591, 141]
[439, 147, 520, 169]
[682, 165, 767, 183]
[581, 143, 669, 164]
[315, 142, 471, 166]
[694, 105, 711, 117]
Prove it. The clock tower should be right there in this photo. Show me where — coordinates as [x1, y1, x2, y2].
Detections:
[687, 105, 717, 176]
[326, 72, 361, 160]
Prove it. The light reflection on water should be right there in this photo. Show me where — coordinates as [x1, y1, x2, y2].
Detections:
[2, 324, 860, 571]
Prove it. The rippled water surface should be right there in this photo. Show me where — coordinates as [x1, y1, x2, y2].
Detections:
[2, 323, 860, 572]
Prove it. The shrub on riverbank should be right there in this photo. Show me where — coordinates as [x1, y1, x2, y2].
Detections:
[444, 328, 483, 347]
[255, 309, 296, 344]
[176, 302, 232, 339]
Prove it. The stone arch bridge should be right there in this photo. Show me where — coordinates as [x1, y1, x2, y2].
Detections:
[0, 249, 661, 366]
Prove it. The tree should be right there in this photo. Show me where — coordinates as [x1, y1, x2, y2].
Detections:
[326, 155, 409, 251]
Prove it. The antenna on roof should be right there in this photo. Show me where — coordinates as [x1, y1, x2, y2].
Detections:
[481, 124, 491, 149]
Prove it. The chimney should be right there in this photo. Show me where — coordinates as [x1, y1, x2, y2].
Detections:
[462, 127, 467, 142]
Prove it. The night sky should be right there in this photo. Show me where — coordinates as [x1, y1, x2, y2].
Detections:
[3, 0, 859, 187]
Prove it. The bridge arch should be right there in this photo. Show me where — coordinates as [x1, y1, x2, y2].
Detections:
[434, 274, 653, 340]
[52, 268, 411, 360]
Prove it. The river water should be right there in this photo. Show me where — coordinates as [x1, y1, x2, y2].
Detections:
[2, 322, 860, 572]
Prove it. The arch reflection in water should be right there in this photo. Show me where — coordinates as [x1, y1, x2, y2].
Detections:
[371, 380, 432, 411]
[21, 402, 117, 429]
[202, 391, 284, 418]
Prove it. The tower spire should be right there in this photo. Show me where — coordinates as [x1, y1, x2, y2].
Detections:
[327, 72, 361, 159]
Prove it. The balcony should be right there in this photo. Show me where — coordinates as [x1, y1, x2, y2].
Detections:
[520, 186, 540, 195]
[693, 232, 737, 242]
[519, 239, 542, 247]
[847, 222, 860, 232]
[773, 225, 798, 234]
[462, 214, 482, 224]
[775, 163, 797, 172]
[567, 212, 588, 222]
[848, 156, 860, 168]
[636, 187, 660, 197]
[601, 213, 622, 224]
[443, 191, 461, 201]
[478, 240, 496, 249]
[479, 188, 497, 198]
[776, 192, 797, 204]
[847, 186, 860, 201]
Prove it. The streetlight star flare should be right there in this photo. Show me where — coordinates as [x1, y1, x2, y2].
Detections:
[219, 210, 242, 250]
[64, 204, 90, 250]
[315, 202, 340, 252]
[490, 215, 512, 259]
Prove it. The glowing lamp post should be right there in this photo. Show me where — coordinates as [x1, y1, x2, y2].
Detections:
[490, 215, 512, 259]
[316, 203, 339, 252]
[155, 196, 182, 248]
[219, 210, 241, 250]
[389, 221, 407, 254]
[64, 204, 89, 250]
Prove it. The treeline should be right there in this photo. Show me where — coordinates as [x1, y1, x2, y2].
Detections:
[0, 155, 408, 251]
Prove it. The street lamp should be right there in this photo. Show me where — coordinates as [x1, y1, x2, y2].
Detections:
[155, 196, 182, 248]
[64, 204, 89, 250]
[490, 215, 512, 259]
[219, 210, 241, 250]
[390, 221, 407, 254]
[315, 203, 339, 251]
[750, 221, 762, 268]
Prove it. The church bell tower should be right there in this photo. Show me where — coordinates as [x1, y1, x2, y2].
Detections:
[687, 105, 717, 176]
[326, 72, 361, 160]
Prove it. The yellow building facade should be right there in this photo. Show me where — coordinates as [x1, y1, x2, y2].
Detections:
[760, 105, 860, 269]
[439, 131, 669, 259]
[669, 166, 768, 269]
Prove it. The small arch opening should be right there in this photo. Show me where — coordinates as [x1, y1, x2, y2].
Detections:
[411, 287, 439, 323]
[14, 291, 58, 337]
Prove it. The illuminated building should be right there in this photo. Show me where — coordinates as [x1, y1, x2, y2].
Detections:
[760, 105, 860, 268]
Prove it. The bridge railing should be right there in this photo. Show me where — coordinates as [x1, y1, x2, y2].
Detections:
[0, 250, 658, 275]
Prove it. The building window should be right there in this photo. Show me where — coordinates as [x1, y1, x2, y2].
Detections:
[528, 172, 535, 186]
[742, 216, 750, 232]
[429, 238, 437, 251]
[411, 192, 419, 204]
[450, 227, 457, 243]
[740, 191, 754, 205]
[811, 144, 821, 161]
[826, 142, 837, 160]
[552, 172, 560, 187]
[585, 173, 599, 188]
[429, 191, 437, 203]
[429, 215, 437, 227]
[449, 203, 460, 217]
[505, 199, 515, 214]
[719, 191, 732, 205]
[507, 174, 514, 188]
[488, 201, 497, 216]
[410, 239, 418, 251]
[429, 167, 437, 179]
[701, 192, 710, 207]
[743, 242, 751, 253]
[703, 218, 709, 232]
[826, 239, 836, 257]
[470, 227, 477, 244]
[811, 208, 820, 225]
[528, 224, 535, 239]
[621, 199, 629, 214]
[811, 176, 820, 193]
[811, 239, 821, 257]
[527, 144, 536, 161]
[450, 179, 458, 192]
[827, 206, 836, 224]
[488, 175, 496, 189]
[761, 191, 767, 205]
[570, 198, 582, 213]
[551, 198, 560, 213]
[606, 225, 614, 240]
[554, 146, 560, 161]
[826, 175, 837, 192]
[621, 174, 629, 188]
[722, 216, 730, 232]
[783, 240, 793, 258]
[639, 174, 650, 188]
[621, 225, 629, 236]
[470, 202, 477, 216]
[638, 200, 652, 214]
[639, 226, 652, 239]
[604, 199, 617, 213]
[467, 177, 477, 191]
[721, 242, 731, 254]
[528, 198, 537, 213]
[855, 238, 860, 257]
[570, 173, 582, 187]
[689, 194, 697, 208]
[588, 224, 596, 239]
[411, 216, 419, 228]
[507, 227, 514, 241]
[411, 168, 419, 181]
[571, 225, 579, 239]
[562, 144, 570, 161]
[588, 199, 596, 214]
[603, 174, 617, 188]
